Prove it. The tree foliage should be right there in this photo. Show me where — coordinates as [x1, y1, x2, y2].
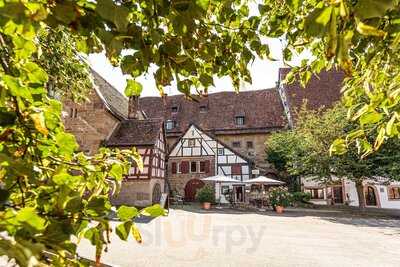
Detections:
[266, 103, 400, 208]
[260, 0, 400, 156]
[2, 0, 400, 264]
[36, 26, 93, 102]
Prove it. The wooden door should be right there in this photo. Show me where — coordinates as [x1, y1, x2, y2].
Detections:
[152, 183, 162, 204]
[184, 179, 205, 201]
[365, 186, 377, 206]
[332, 186, 343, 204]
[233, 185, 245, 203]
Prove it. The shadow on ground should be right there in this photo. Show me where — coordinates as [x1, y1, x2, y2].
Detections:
[170, 204, 400, 229]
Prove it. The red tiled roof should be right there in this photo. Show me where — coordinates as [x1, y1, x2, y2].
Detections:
[106, 118, 163, 147]
[139, 89, 287, 136]
[279, 68, 344, 115]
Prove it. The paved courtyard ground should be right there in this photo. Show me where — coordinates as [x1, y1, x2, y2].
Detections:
[77, 206, 400, 267]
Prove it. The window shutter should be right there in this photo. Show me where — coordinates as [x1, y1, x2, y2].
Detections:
[231, 164, 241, 175]
[205, 160, 210, 173]
[388, 187, 394, 199]
[171, 162, 177, 174]
[181, 161, 189, 173]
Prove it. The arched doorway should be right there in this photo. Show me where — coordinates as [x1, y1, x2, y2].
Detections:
[152, 183, 162, 204]
[184, 179, 205, 201]
[365, 186, 377, 206]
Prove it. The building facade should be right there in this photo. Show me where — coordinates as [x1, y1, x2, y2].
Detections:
[139, 69, 344, 175]
[106, 118, 167, 207]
[63, 67, 345, 206]
[302, 177, 400, 209]
[168, 124, 252, 202]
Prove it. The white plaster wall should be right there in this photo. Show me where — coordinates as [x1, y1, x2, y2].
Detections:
[344, 180, 359, 207]
[303, 177, 400, 209]
[376, 185, 400, 209]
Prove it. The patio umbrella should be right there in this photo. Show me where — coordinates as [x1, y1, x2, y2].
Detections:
[245, 176, 285, 185]
[202, 175, 241, 207]
[202, 175, 242, 183]
[245, 176, 285, 211]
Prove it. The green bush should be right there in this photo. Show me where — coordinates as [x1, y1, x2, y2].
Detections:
[292, 192, 311, 203]
[196, 185, 215, 203]
[268, 186, 291, 207]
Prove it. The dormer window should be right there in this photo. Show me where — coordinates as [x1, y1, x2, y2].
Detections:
[199, 105, 208, 113]
[165, 120, 175, 130]
[171, 106, 178, 113]
[235, 115, 245, 126]
[70, 108, 78, 118]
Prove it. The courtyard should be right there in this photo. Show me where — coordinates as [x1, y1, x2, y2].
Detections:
[77, 206, 400, 267]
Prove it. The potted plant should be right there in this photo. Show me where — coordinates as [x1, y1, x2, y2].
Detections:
[196, 185, 215, 209]
[268, 186, 291, 213]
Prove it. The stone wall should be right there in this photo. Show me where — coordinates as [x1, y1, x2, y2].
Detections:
[168, 156, 215, 197]
[216, 133, 274, 173]
[110, 178, 165, 207]
[63, 89, 119, 154]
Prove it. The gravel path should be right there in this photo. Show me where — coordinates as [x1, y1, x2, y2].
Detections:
[77, 207, 400, 267]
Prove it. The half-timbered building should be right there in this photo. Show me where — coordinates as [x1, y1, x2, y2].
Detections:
[168, 124, 252, 202]
[105, 117, 167, 207]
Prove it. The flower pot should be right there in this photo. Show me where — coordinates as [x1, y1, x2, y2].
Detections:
[202, 202, 211, 210]
[275, 205, 284, 213]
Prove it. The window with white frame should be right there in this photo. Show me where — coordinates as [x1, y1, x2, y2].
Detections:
[235, 116, 245, 126]
[165, 120, 175, 130]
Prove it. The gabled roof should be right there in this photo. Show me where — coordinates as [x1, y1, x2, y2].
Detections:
[91, 70, 129, 120]
[139, 88, 287, 136]
[170, 123, 253, 163]
[105, 118, 164, 147]
[278, 68, 344, 116]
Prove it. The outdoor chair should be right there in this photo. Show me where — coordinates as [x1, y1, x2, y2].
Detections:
[170, 193, 184, 207]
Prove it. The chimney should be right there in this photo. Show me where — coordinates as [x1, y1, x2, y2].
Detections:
[128, 96, 139, 119]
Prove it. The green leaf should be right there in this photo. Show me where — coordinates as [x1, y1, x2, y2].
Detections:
[16, 207, 46, 231]
[96, 0, 130, 32]
[53, 171, 82, 188]
[109, 163, 123, 181]
[329, 138, 347, 155]
[354, 0, 395, 20]
[304, 7, 332, 37]
[55, 132, 78, 159]
[23, 62, 48, 84]
[124, 79, 143, 97]
[199, 74, 214, 87]
[117, 205, 138, 221]
[115, 221, 132, 241]
[386, 114, 397, 136]
[356, 20, 387, 37]
[140, 204, 166, 217]
[3, 75, 32, 101]
[360, 111, 383, 126]
[52, 3, 77, 24]
[196, 0, 209, 11]
[374, 127, 386, 150]
[86, 196, 111, 217]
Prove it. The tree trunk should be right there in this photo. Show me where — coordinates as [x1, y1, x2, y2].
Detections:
[355, 180, 365, 211]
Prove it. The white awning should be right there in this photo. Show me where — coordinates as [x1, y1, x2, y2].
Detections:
[244, 176, 285, 185]
[202, 175, 241, 183]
